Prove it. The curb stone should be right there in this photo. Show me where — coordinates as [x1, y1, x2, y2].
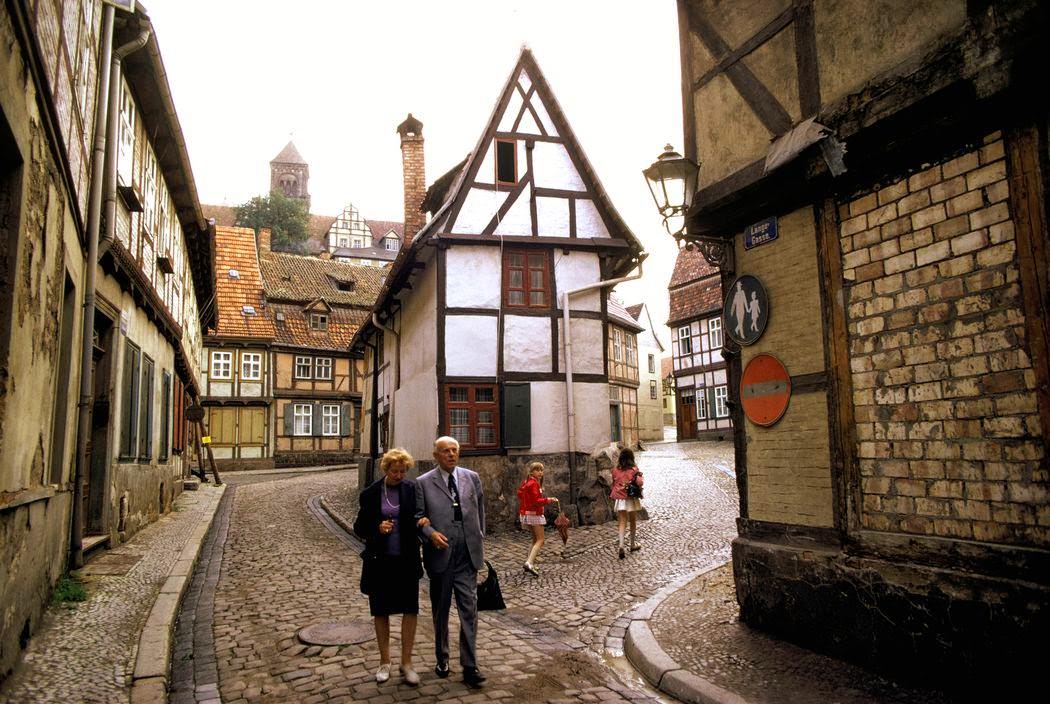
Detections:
[129, 484, 227, 704]
[624, 559, 748, 704]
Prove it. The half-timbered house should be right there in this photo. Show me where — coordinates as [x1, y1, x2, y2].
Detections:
[673, 0, 1048, 691]
[351, 48, 645, 528]
[626, 302, 667, 442]
[607, 298, 643, 447]
[667, 247, 731, 440]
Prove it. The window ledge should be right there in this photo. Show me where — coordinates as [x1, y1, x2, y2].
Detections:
[0, 485, 65, 512]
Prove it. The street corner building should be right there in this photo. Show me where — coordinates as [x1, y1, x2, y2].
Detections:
[200, 225, 382, 469]
[673, 0, 1048, 693]
[0, 0, 214, 680]
[351, 48, 646, 531]
[667, 246, 732, 441]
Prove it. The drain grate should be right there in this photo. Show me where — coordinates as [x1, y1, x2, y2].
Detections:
[297, 620, 374, 646]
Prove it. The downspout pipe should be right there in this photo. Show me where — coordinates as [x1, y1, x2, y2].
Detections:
[561, 258, 644, 523]
[70, 4, 115, 570]
[99, 27, 151, 258]
[69, 19, 150, 569]
[372, 313, 400, 453]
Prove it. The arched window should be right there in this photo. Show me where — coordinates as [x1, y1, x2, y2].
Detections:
[280, 174, 297, 196]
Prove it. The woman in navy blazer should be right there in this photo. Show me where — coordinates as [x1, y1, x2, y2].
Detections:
[353, 448, 425, 685]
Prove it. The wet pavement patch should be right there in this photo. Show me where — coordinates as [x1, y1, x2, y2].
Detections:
[297, 619, 374, 646]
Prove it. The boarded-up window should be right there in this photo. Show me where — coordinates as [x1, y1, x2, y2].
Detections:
[210, 407, 237, 445]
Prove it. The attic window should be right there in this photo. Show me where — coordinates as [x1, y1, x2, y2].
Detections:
[495, 139, 517, 185]
[242, 305, 256, 316]
[336, 280, 355, 292]
[310, 313, 328, 331]
[228, 269, 240, 279]
[275, 311, 286, 325]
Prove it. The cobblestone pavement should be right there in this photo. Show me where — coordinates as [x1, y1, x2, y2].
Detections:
[649, 564, 956, 704]
[175, 441, 738, 703]
[0, 485, 224, 704]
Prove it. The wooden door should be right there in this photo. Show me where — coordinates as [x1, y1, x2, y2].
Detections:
[678, 391, 697, 440]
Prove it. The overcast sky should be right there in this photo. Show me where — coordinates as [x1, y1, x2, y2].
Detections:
[148, 0, 685, 349]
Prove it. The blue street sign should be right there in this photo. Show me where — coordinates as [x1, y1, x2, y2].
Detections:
[744, 217, 778, 250]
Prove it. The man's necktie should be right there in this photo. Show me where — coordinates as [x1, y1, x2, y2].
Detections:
[448, 472, 463, 522]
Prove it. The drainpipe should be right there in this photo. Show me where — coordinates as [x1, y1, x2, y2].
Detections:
[364, 338, 380, 484]
[371, 313, 399, 452]
[69, 19, 150, 569]
[561, 258, 644, 523]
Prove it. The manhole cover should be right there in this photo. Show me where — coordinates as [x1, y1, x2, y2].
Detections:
[298, 620, 373, 646]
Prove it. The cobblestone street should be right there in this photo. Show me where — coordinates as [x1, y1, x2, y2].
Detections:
[171, 441, 738, 703]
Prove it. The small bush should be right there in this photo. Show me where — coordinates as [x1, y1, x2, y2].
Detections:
[52, 573, 87, 605]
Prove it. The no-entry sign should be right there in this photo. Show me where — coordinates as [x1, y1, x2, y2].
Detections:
[741, 353, 791, 426]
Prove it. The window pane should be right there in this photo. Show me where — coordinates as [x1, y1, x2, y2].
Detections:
[508, 290, 525, 305]
[475, 388, 494, 403]
[509, 270, 523, 288]
[451, 427, 470, 445]
[477, 410, 492, 424]
[477, 426, 495, 445]
[509, 253, 524, 267]
[529, 269, 543, 289]
[528, 254, 544, 268]
[529, 291, 545, 306]
[449, 387, 468, 403]
[450, 409, 469, 425]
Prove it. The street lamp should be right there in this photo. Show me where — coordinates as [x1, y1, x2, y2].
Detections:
[643, 144, 729, 268]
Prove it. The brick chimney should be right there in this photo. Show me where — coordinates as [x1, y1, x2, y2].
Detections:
[257, 227, 271, 255]
[397, 113, 426, 246]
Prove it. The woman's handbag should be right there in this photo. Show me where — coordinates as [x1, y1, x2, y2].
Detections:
[477, 561, 506, 611]
[625, 471, 644, 499]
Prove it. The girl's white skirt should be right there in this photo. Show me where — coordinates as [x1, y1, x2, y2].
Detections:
[613, 498, 642, 512]
[519, 512, 547, 526]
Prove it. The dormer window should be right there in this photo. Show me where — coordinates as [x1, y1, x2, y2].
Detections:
[242, 305, 256, 316]
[495, 139, 517, 185]
[310, 313, 328, 331]
[228, 269, 240, 279]
[384, 237, 399, 251]
[337, 281, 354, 292]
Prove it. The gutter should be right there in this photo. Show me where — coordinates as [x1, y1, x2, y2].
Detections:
[561, 258, 644, 522]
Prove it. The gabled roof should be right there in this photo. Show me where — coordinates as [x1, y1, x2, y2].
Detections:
[271, 141, 307, 165]
[608, 296, 645, 333]
[365, 219, 404, 241]
[260, 252, 385, 307]
[331, 246, 397, 262]
[669, 247, 719, 288]
[350, 48, 645, 352]
[623, 302, 666, 352]
[270, 303, 369, 351]
[668, 277, 723, 326]
[431, 48, 644, 256]
[210, 226, 274, 339]
[661, 356, 674, 379]
[626, 304, 644, 320]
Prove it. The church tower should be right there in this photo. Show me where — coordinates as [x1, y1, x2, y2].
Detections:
[269, 141, 311, 210]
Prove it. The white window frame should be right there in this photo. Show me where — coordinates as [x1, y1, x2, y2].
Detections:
[715, 386, 729, 418]
[293, 403, 312, 436]
[310, 313, 328, 331]
[678, 325, 692, 355]
[648, 354, 656, 374]
[240, 352, 262, 381]
[315, 357, 333, 380]
[697, 388, 708, 419]
[322, 404, 340, 436]
[295, 355, 313, 379]
[650, 380, 658, 400]
[211, 351, 233, 380]
[384, 237, 399, 251]
[708, 317, 723, 350]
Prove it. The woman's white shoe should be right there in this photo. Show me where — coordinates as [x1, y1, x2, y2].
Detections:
[375, 663, 391, 683]
[401, 665, 420, 685]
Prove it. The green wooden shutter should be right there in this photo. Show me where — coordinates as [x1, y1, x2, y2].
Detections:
[312, 402, 323, 437]
[340, 403, 352, 437]
[503, 383, 531, 448]
[283, 404, 294, 436]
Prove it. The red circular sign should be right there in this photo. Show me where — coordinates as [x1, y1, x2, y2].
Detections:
[741, 353, 791, 426]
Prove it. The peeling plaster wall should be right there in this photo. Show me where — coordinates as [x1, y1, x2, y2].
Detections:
[0, 8, 86, 680]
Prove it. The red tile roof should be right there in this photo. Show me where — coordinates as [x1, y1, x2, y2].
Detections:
[259, 252, 385, 307]
[366, 219, 404, 241]
[668, 277, 723, 326]
[625, 303, 644, 321]
[211, 226, 275, 339]
[668, 247, 718, 288]
[269, 302, 369, 351]
[661, 356, 674, 379]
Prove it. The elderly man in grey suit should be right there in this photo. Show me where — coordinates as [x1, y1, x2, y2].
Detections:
[415, 436, 487, 687]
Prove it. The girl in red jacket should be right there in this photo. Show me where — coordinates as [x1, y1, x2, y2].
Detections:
[518, 461, 559, 575]
[610, 448, 644, 559]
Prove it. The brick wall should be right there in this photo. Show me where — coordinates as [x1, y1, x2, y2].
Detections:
[839, 132, 1047, 546]
[400, 132, 426, 245]
[738, 207, 834, 527]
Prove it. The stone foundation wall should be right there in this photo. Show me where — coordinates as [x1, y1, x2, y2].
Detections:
[732, 535, 1047, 694]
[839, 132, 1048, 546]
[109, 463, 183, 545]
[274, 451, 355, 469]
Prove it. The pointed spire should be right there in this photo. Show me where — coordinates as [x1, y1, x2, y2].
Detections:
[271, 141, 307, 165]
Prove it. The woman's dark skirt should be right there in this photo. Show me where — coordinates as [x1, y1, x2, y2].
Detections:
[366, 553, 421, 617]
